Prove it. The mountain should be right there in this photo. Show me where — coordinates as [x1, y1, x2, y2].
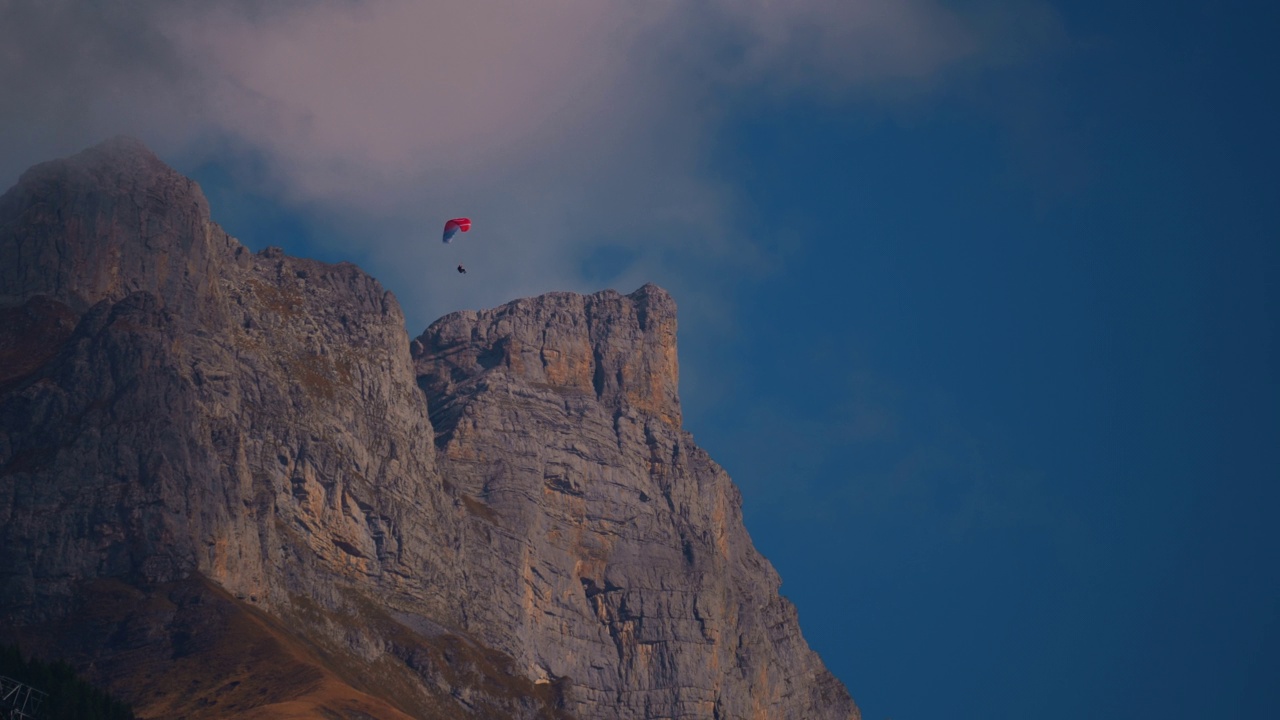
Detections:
[0, 138, 860, 720]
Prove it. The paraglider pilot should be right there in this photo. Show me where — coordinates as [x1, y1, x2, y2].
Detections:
[457, 264, 467, 274]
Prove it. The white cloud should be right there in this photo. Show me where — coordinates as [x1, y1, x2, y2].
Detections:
[1, 0, 1040, 328]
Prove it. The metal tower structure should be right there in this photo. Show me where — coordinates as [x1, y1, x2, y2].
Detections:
[0, 676, 46, 720]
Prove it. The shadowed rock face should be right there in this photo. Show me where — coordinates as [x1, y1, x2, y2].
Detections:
[0, 138, 859, 720]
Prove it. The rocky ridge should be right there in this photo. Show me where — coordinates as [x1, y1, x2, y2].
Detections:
[0, 138, 859, 720]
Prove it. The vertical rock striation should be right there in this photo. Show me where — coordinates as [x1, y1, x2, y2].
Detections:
[0, 138, 858, 720]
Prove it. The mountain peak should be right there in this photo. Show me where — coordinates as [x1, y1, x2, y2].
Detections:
[16, 136, 171, 191]
[0, 136, 231, 316]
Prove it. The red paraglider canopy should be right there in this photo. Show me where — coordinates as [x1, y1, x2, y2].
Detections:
[442, 218, 472, 243]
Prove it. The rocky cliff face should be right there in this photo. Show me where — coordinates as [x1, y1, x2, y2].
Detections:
[0, 138, 859, 720]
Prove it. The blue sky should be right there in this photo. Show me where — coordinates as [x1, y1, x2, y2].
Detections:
[683, 5, 1280, 717]
[3, 1, 1277, 718]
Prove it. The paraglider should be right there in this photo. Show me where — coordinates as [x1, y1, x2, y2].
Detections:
[442, 217, 472, 243]
[457, 264, 467, 274]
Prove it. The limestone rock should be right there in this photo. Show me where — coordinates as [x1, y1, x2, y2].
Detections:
[0, 138, 858, 720]
[415, 289, 857, 719]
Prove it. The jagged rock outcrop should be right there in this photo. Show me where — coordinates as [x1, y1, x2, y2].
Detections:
[0, 138, 859, 720]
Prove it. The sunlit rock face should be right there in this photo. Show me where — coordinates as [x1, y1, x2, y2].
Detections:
[0, 138, 858, 720]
